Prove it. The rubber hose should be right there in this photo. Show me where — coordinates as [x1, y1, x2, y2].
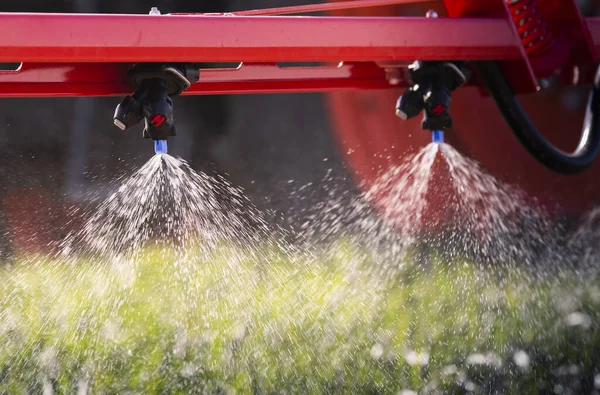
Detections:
[473, 61, 600, 175]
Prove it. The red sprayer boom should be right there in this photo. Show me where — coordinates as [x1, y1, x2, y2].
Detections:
[0, 0, 599, 173]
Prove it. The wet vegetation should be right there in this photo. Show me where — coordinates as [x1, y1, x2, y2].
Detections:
[1, 242, 599, 394]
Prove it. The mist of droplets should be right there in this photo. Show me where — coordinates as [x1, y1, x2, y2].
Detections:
[437, 143, 567, 265]
[59, 154, 273, 261]
[300, 143, 575, 268]
[295, 145, 443, 269]
[0, 146, 600, 393]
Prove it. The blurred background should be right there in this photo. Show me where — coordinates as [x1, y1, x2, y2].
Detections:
[1, 0, 600, 258]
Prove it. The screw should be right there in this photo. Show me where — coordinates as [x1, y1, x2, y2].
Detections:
[426, 10, 438, 18]
[149, 7, 161, 15]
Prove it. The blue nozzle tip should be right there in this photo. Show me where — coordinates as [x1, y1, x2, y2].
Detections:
[432, 130, 444, 144]
[154, 140, 168, 155]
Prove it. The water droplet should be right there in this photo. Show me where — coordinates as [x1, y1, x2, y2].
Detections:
[404, 350, 430, 366]
[567, 312, 591, 328]
[466, 353, 502, 368]
[514, 350, 531, 369]
[370, 344, 384, 359]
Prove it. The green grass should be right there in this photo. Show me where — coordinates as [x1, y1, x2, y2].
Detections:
[0, 241, 599, 394]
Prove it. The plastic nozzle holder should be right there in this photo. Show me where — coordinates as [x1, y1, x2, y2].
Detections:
[432, 130, 444, 143]
[154, 140, 168, 155]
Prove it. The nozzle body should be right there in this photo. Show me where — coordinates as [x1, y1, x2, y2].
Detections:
[114, 77, 176, 140]
[113, 94, 145, 130]
[154, 140, 168, 155]
[395, 61, 471, 132]
[141, 79, 176, 141]
[112, 63, 200, 154]
[432, 130, 444, 143]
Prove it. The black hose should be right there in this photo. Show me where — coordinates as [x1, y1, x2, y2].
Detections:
[473, 61, 600, 175]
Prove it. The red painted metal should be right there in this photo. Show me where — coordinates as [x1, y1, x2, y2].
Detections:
[0, 13, 523, 64]
[587, 18, 600, 53]
[507, 0, 555, 58]
[0, 9, 547, 98]
[230, 0, 432, 16]
[0, 61, 503, 98]
[441, 0, 539, 94]
[527, 0, 597, 78]
[0, 4, 594, 98]
[0, 4, 597, 98]
[0, 62, 397, 97]
[588, 19, 600, 40]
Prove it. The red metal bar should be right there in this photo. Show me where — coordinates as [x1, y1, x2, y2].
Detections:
[0, 13, 522, 63]
[0, 12, 598, 98]
[190, 63, 395, 95]
[231, 0, 430, 16]
[0, 62, 401, 97]
[0, 60, 506, 98]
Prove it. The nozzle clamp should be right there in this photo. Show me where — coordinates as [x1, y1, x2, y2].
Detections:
[113, 63, 200, 141]
[395, 60, 471, 132]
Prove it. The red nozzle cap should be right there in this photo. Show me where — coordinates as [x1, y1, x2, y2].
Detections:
[150, 114, 166, 127]
[432, 104, 446, 116]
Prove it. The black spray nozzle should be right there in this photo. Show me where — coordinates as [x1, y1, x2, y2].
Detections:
[141, 78, 176, 141]
[113, 89, 146, 131]
[396, 61, 471, 131]
[113, 63, 199, 141]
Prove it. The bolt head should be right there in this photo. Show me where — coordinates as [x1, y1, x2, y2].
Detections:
[425, 10, 438, 18]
